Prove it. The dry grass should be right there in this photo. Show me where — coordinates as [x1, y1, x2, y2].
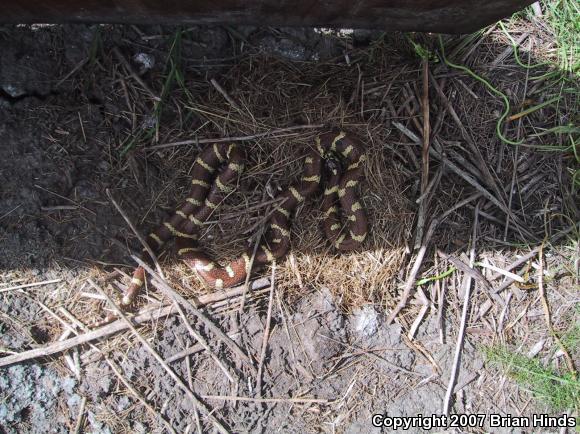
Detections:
[87, 23, 577, 348]
[1, 11, 578, 432]
[109, 46, 419, 314]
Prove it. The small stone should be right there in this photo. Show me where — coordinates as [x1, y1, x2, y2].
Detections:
[133, 53, 155, 74]
[353, 305, 380, 337]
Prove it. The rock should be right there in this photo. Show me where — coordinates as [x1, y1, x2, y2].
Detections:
[352, 304, 380, 338]
[132, 52, 155, 74]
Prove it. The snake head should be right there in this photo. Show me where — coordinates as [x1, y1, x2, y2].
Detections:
[266, 181, 282, 199]
[323, 153, 342, 176]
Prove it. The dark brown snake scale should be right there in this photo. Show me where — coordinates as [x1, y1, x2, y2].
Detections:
[122, 131, 368, 307]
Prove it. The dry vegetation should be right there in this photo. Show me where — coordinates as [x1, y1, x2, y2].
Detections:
[0, 2, 578, 432]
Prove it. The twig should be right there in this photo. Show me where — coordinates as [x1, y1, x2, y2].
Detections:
[184, 346, 203, 434]
[41, 206, 79, 212]
[148, 124, 324, 150]
[437, 260, 447, 345]
[538, 245, 577, 378]
[256, 261, 276, 396]
[503, 143, 520, 241]
[56, 58, 88, 88]
[210, 78, 241, 111]
[165, 331, 240, 363]
[386, 192, 482, 324]
[415, 58, 431, 249]
[408, 287, 429, 340]
[133, 255, 257, 375]
[0, 279, 270, 368]
[72, 396, 87, 434]
[88, 279, 230, 434]
[239, 187, 273, 315]
[392, 120, 524, 233]
[455, 79, 479, 99]
[107, 189, 163, 279]
[37, 301, 177, 433]
[0, 204, 21, 221]
[71, 313, 178, 432]
[196, 278, 270, 304]
[392, 121, 421, 144]
[428, 145, 536, 240]
[141, 280, 250, 370]
[201, 395, 329, 404]
[107, 355, 177, 433]
[477, 260, 524, 283]
[172, 300, 237, 383]
[365, 350, 423, 377]
[113, 47, 160, 101]
[415, 165, 443, 204]
[239, 222, 267, 315]
[497, 292, 512, 332]
[34, 184, 96, 216]
[233, 186, 276, 359]
[442, 202, 479, 416]
[429, 71, 508, 205]
[0, 279, 61, 293]
[530, 1, 543, 16]
[458, 26, 496, 63]
[61, 308, 175, 434]
[491, 224, 578, 294]
[275, 290, 303, 379]
[491, 32, 529, 67]
[437, 251, 493, 292]
[403, 336, 441, 375]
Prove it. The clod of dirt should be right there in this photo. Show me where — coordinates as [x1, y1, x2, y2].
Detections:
[351, 304, 380, 338]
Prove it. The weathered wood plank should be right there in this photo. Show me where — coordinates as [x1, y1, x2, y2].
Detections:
[2, 0, 534, 33]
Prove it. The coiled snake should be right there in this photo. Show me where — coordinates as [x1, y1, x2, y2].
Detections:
[122, 131, 368, 308]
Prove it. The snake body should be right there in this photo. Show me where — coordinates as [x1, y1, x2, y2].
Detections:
[123, 131, 367, 306]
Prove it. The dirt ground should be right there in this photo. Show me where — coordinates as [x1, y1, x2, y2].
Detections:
[0, 18, 578, 434]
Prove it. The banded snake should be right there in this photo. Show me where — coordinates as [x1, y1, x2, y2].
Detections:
[121, 131, 368, 308]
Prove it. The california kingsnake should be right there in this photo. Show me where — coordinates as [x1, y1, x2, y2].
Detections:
[123, 131, 367, 306]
